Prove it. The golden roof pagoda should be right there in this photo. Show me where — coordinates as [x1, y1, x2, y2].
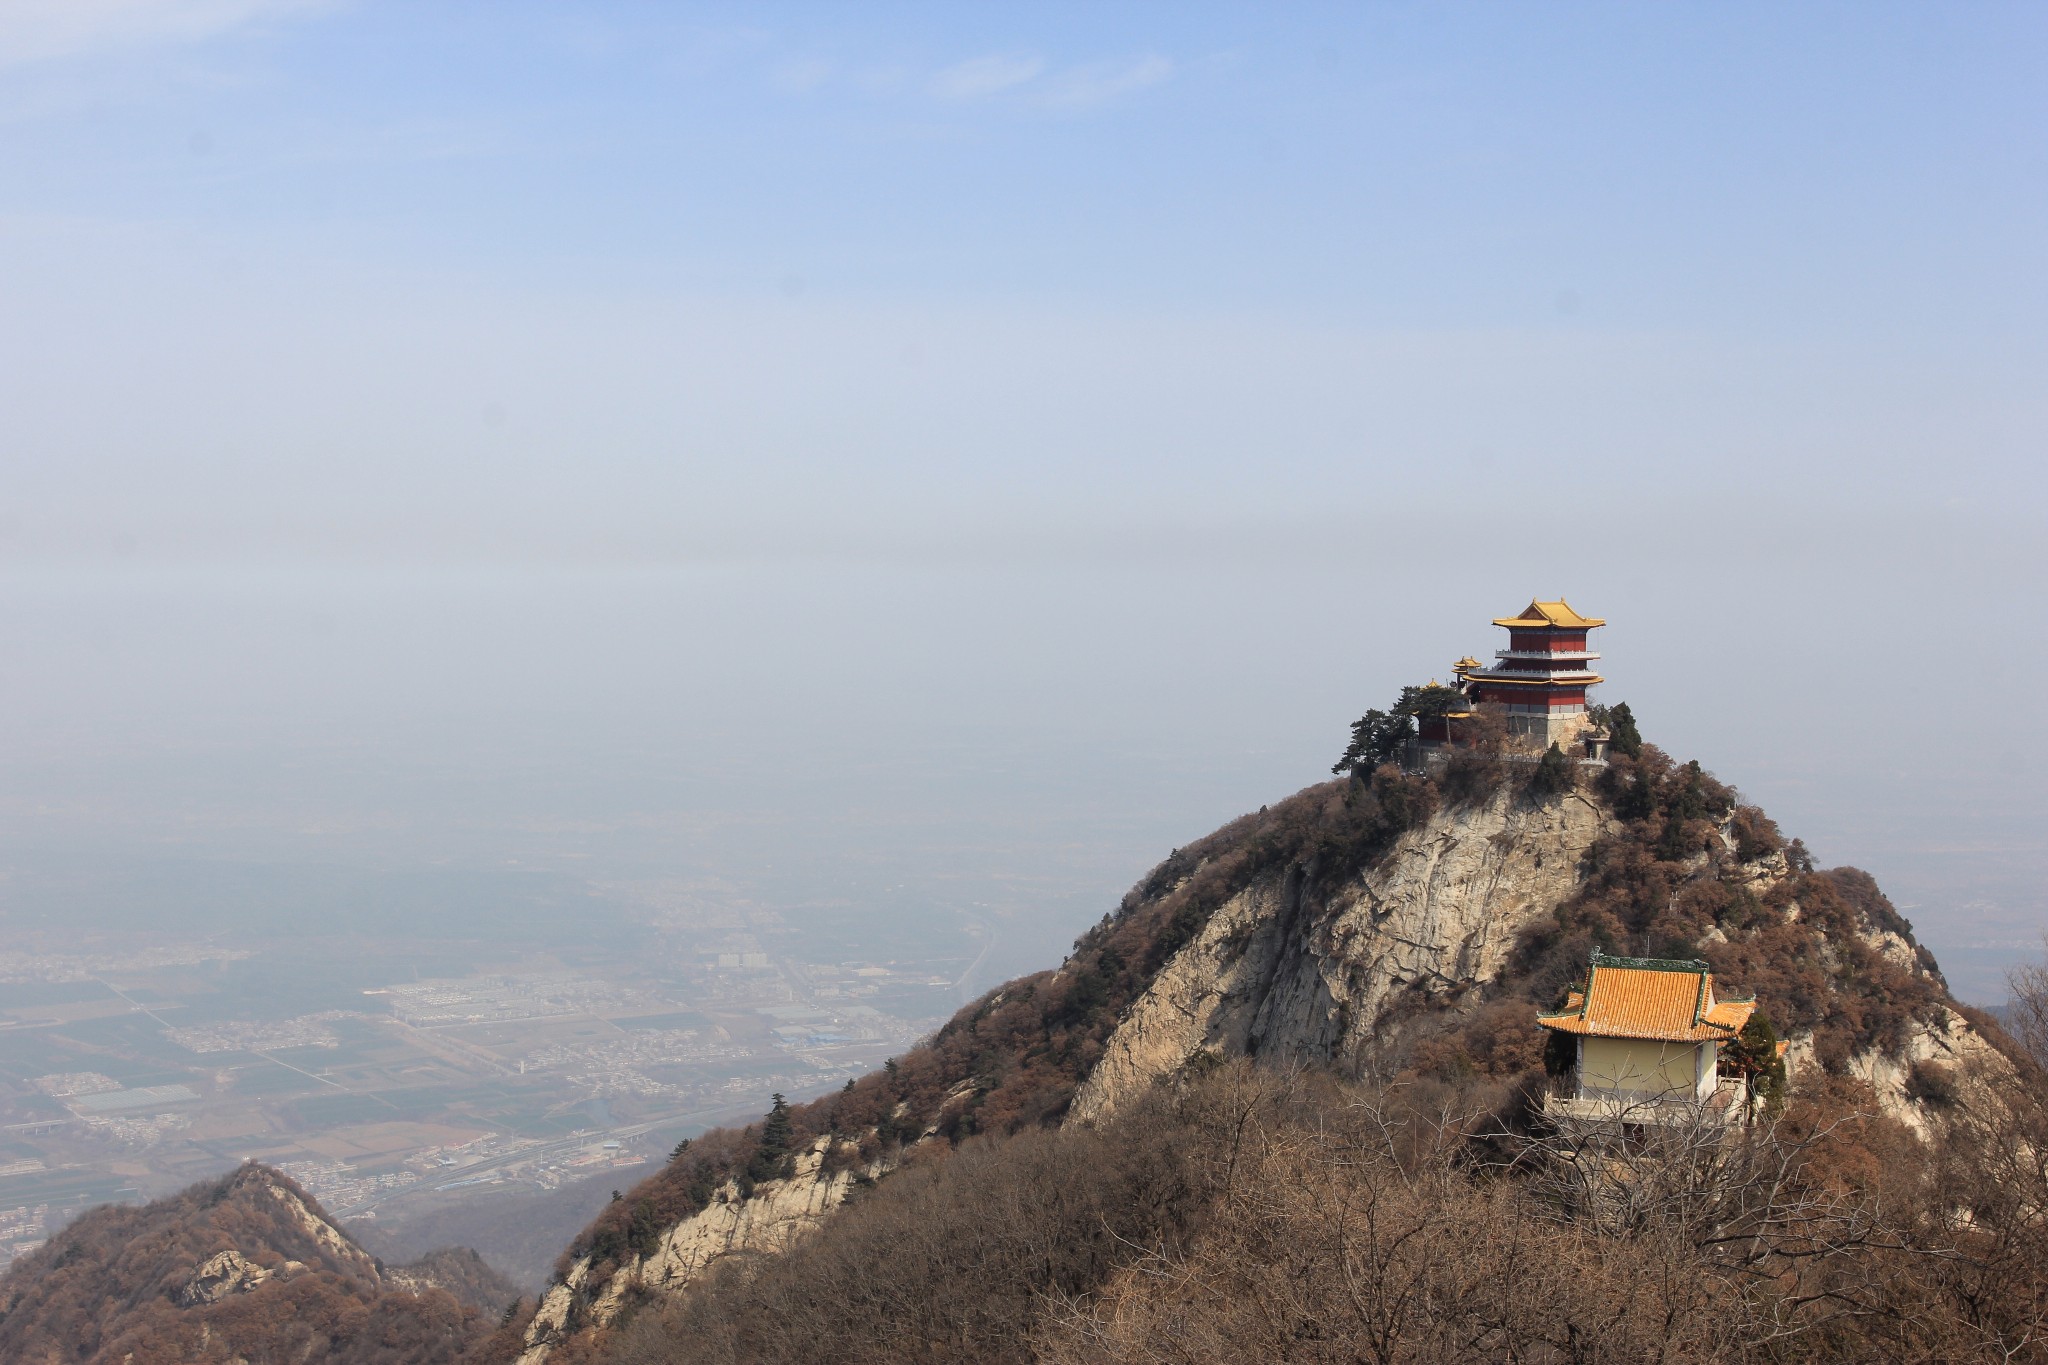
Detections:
[1537, 952, 1755, 1044]
[1491, 599, 1606, 630]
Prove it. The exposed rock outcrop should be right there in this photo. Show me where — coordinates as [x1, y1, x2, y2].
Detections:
[1815, 1005, 2010, 1139]
[517, 1137, 889, 1365]
[1074, 784, 1612, 1120]
[1075, 777, 2015, 1131]
[173, 1249, 273, 1306]
[0, 1162, 493, 1363]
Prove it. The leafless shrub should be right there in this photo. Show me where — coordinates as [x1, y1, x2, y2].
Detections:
[600, 1088, 1205, 1365]
[585, 1060, 2048, 1365]
[1041, 1064, 2048, 1365]
[1508, 1098, 1901, 1351]
[1042, 1071, 1747, 1365]
[2007, 937, 2048, 1076]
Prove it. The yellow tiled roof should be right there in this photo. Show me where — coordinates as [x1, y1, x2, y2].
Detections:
[1537, 953, 1754, 1043]
[1702, 999, 1757, 1031]
[1492, 599, 1605, 630]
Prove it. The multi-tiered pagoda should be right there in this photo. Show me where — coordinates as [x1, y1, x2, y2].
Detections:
[1458, 599, 1605, 746]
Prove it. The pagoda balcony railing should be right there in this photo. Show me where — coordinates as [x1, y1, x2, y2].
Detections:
[1494, 649, 1600, 662]
[1473, 668, 1601, 682]
[1542, 1074, 1749, 1127]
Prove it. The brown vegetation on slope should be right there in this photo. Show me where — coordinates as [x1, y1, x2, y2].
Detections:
[0, 1164, 502, 1365]
[1397, 741, 2028, 1107]
[602, 1095, 1205, 1365]
[553, 766, 1445, 1300]
[593, 1058, 2048, 1364]
[391, 1246, 524, 1315]
[533, 708, 2034, 1362]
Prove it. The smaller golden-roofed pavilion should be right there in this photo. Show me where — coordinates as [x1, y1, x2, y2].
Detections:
[1491, 599, 1606, 630]
[1539, 951, 1756, 1118]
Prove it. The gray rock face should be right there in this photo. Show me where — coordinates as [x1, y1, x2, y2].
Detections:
[174, 1249, 272, 1307]
[517, 1137, 891, 1365]
[1074, 785, 1613, 1120]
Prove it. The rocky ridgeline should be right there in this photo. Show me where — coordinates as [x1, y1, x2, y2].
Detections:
[517, 1136, 891, 1365]
[0, 1163, 517, 1364]
[519, 748, 2020, 1363]
[1077, 779, 2007, 1125]
[1072, 781, 1609, 1120]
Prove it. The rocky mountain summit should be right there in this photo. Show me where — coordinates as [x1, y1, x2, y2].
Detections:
[513, 730, 2029, 1363]
[0, 1163, 518, 1364]
[1070, 779, 1612, 1120]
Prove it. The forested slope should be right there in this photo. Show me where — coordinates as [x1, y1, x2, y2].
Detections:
[0, 1163, 519, 1365]
[515, 724, 2036, 1363]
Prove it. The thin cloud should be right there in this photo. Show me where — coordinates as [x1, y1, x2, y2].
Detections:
[1042, 54, 1174, 109]
[772, 56, 833, 95]
[0, 0, 329, 67]
[929, 52, 1042, 100]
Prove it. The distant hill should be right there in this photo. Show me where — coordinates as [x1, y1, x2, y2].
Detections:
[349, 1176, 628, 1294]
[0, 1163, 520, 1364]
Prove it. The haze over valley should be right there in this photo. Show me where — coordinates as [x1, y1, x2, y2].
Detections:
[1, 3, 2045, 1326]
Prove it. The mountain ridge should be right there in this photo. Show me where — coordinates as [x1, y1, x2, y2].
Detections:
[0, 1162, 521, 1365]
[510, 731, 2029, 1362]
[1, 719, 2032, 1364]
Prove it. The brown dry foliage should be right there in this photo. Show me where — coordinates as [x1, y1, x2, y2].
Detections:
[0, 1164, 496, 1365]
[1488, 744, 2022, 1089]
[1044, 1064, 2048, 1365]
[558, 768, 1444, 1295]
[582, 1060, 2048, 1365]
[550, 729, 2040, 1361]
[598, 1087, 1207, 1365]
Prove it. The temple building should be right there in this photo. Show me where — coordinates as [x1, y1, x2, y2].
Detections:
[1537, 951, 1757, 1122]
[1460, 599, 1604, 746]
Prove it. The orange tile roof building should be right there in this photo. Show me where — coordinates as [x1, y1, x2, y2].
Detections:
[1538, 951, 1756, 1119]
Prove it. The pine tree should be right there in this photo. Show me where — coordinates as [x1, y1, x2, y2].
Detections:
[1607, 701, 1643, 757]
[1333, 683, 1469, 775]
[1725, 1013, 1788, 1118]
[1333, 708, 1411, 775]
[746, 1093, 796, 1183]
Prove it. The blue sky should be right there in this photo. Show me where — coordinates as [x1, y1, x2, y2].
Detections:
[4, 3, 2045, 562]
[6, 4, 2042, 323]
[1, 3, 2045, 997]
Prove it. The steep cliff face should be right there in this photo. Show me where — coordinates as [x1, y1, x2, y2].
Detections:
[517, 1137, 889, 1365]
[1075, 785, 1612, 1119]
[1080, 765, 2013, 1125]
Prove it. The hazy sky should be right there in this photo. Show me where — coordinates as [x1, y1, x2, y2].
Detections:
[2, 3, 2044, 998]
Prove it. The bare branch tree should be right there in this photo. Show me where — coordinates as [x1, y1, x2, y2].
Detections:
[2005, 936, 2048, 1075]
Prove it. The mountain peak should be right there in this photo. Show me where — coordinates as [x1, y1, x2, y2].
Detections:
[0, 1161, 516, 1364]
[509, 715, 2030, 1362]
